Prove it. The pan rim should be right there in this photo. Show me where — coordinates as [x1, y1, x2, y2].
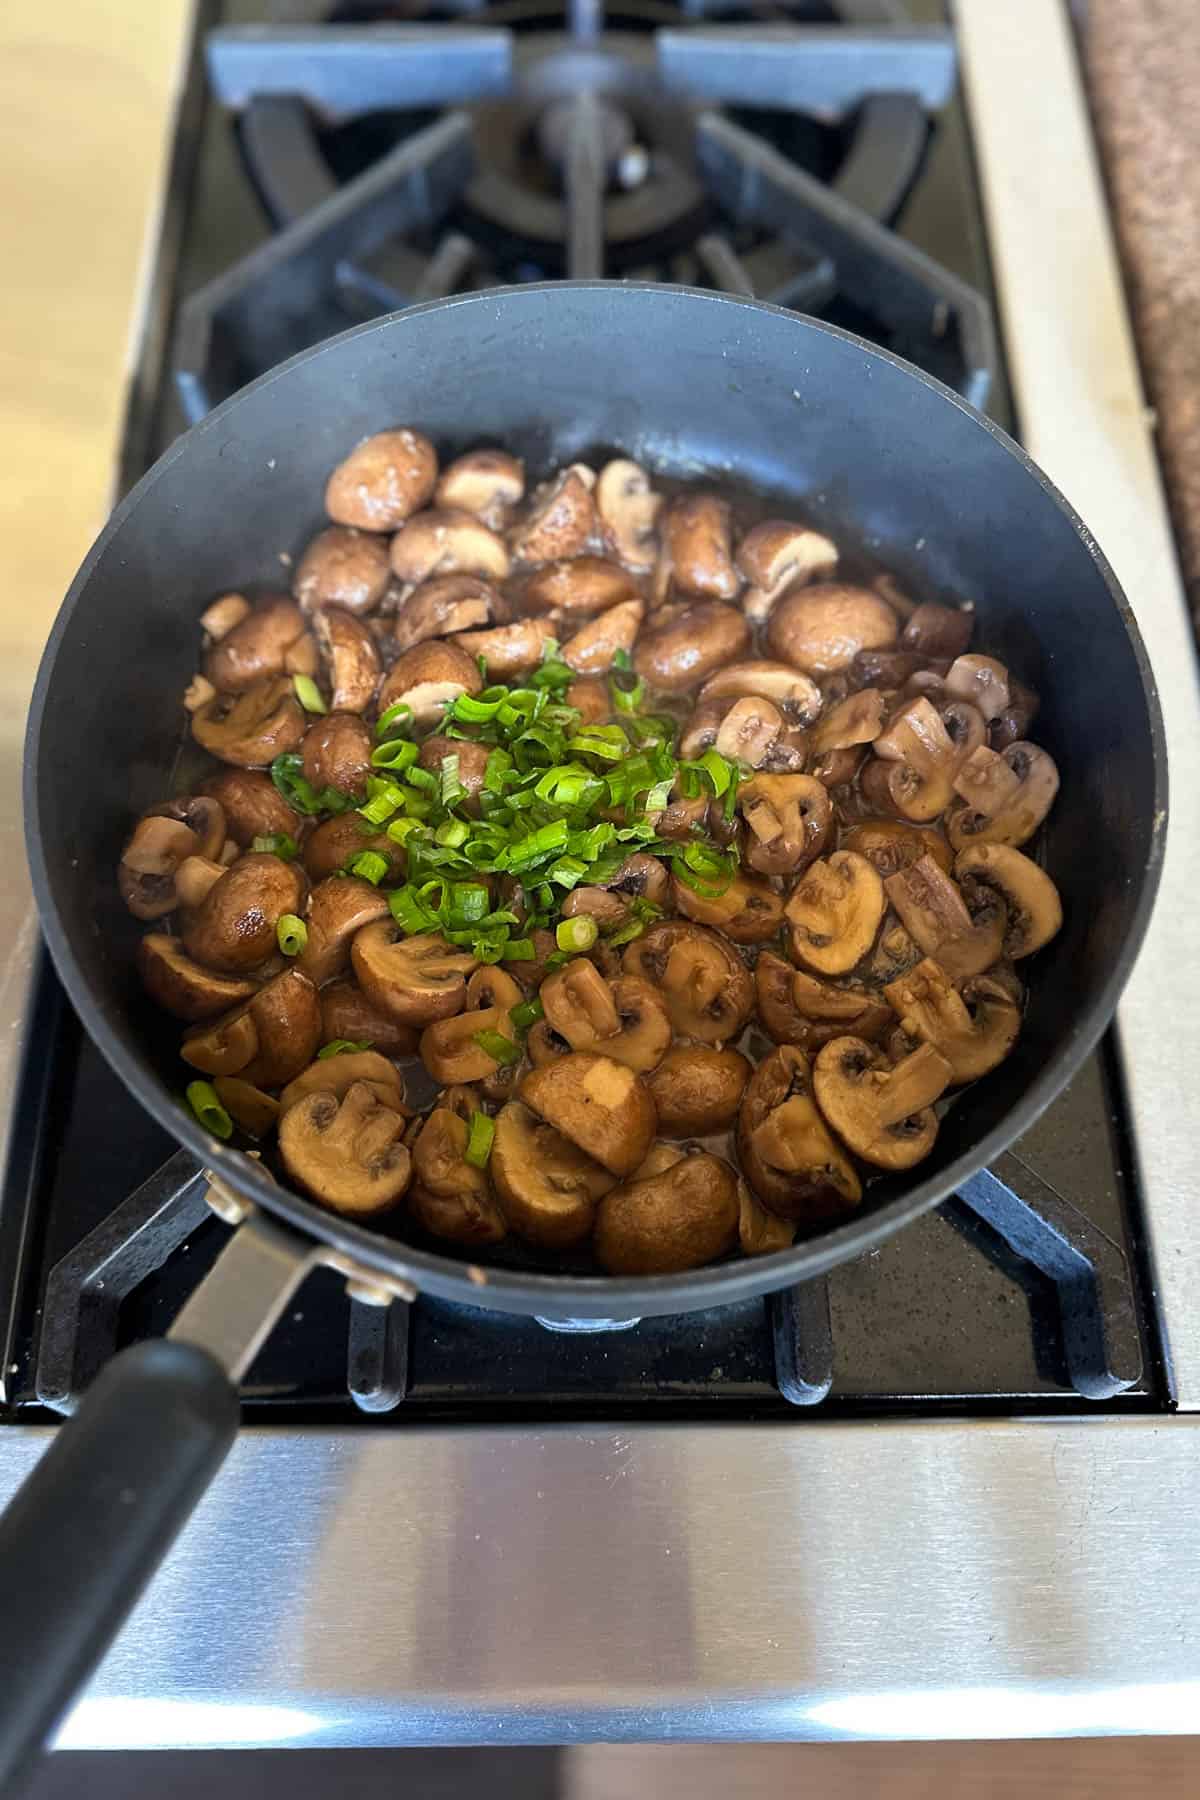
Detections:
[23, 282, 1169, 1317]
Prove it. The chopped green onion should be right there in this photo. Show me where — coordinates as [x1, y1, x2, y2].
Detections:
[556, 915, 599, 952]
[293, 674, 327, 714]
[501, 937, 537, 962]
[388, 885, 438, 933]
[269, 752, 356, 818]
[358, 785, 404, 825]
[386, 815, 421, 845]
[186, 1080, 233, 1140]
[370, 737, 419, 772]
[511, 996, 545, 1033]
[465, 1111, 496, 1168]
[317, 1039, 372, 1060]
[610, 664, 646, 715]
[276, 913, 308, 955]
[376, 700, 413, 739]
[440, 754, 466, 809]
[435, 819, 469, 849]
[347, 851, 389, 886]
[250, 832, 298, 860]
[452, 690, 507, 723]
[472, 1027, 520, 1067]
[671, 842, 737, 899]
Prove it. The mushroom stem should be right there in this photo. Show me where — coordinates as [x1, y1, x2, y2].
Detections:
[885, 855, 973, 954]
[871, 1044, 954, 1128]
[952, 744, 1023, 814]
[175, 855, 228, 908]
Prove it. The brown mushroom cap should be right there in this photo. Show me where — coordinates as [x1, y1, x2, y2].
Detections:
[812, 1036, 953, 1170]
[281, 1080, 413, 1217]
[191, 675, 307, 768]
[389, 507, 511, 587]
[325, 428, 437, 532]
[311, 607, 381, 713]
[137, 935, 258, 1021]
[953, 843, 1063, 959]
[595, 459, 662, 571]
[735, 519, 838, 602]
[296, 875, 390, 986]
[523, 555, 640, 617]
[647, 1043, 751, 1138]
[435, 449, 524, 528]
[697, 659, 822, 723]
[635, 601, 751, 694]
[947, 742, 1060, 850]
[520, 1051, 656, 1176]
[663, 493, 740, 600]
[841, 819, 954, 880]
[300, 712, 373, 800]
[670, 869, 784, 945]
[303, 814, 404, 883]
[901, 601, 974, 660]
[200, 768, 297, 847]
[623, 921, 754, 1043]
[181, 851, 306, 973]
[754, 950, 892, 1051]
[280, 1049, 408, 1115]
[559, 596, 645, 675]
[738, 772, 833, 878]
[884, 957, 1021, 1083]
[564, 676, 611, 724]
[182, 967, 320, 1088]
[812, 688, 885, 753]
[511, 468, 597, 563]
[376, 638, 482, 727]
[593, 1150, 739, 1275]
[737, 1045, 862, 1223]
[211, 1077, 279, 1139]
[294, 525, 392, 616]
[352, 924, 477, 1024]
[417, 736, 493, 813]
[319, 979, 418, 1057]
[784, 851, 885, 976]
[204, 597, 307, 694]
[767, 583, 897, 676]
[739, 1178, 797, 1255]
[419, 1004, 517, 1084]
[451, 617, 558, 679]
[409, 1106, 506, 1244]
[490, 1099, 616, 1249]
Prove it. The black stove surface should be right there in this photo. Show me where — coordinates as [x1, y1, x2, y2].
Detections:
[2, 0, 1166, 1422]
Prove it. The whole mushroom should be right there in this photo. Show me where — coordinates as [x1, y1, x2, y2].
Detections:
[735, 519, 838, 619]
[319, 978, 418, 1057]
[389, 508, 510, 588]
[594, 1150, 739, 1275]
[294, 526, 391, 615]
[647, 1044, 751, 1138]
[561, 597, 645, 675]
[391, 573, 501, 653]
[300, 712, 373, 800]
[200, 768, 296, 848]
[435, 449, 524, 529]
[663, 494, 739, 600]
[755, 950, 892, 1052]
[510, 467, 596, 563]
[523, 556, 640, 618]
[633, 602, 750, 692]
[325, 428, 437, 532]
[138, 935, 258, 1021]
[767, 583, 897, 676]
[452, 617, 558, 679]
[181, 851, 307, 973]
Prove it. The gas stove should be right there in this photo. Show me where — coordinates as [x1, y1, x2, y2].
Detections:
[3, 0, 1200, 1753]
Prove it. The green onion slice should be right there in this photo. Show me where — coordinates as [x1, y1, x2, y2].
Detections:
[555, 915, 599, 952]
[317, 1039, 372, 1060]
[250, 832, 297, 860]
[510, 996, 545, 1033]
[276, 913, 308, 955]
[376, 701, 413, 739]
[186, 1080, 233, 1140]
[464, 1111, 496, 1168]
[347, 851, 389, 886]
[370, 737, 419, 772]
[472, 1027, 521, 1067]
[293, 674, 327, 714]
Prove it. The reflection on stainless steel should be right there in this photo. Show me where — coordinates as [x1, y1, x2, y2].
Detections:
[958, 0, 1200, 1406]
[0, 1423, 1196, 1746]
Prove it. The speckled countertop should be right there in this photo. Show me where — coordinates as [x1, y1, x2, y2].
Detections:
[1084, 0, 1200, 637]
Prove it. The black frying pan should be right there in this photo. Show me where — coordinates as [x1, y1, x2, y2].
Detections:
[0, 285, 1166, 1786]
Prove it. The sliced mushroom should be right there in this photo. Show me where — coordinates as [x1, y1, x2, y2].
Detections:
[419, 1005, 516, 1084]
[841, 819, 954, 880]
[884, 957, 1020, 1083]
[286, 632, 321, 679]
[784, 851, 885, 976]
[595, 459, 662, 572]
[866, 695, 961, 822]
[561, 596, 644, 675]
[510, 468, 597, 563]
[523, 556, 640, 617]
[352, 924, 477, 1024]
[610, 853, 671, 907]
[303, 815, 404, 883]
[211, 1077, 279, 1139]
[542, 964, 672, 1072]
[677, 699, 728, 759]
[451, 616, 558, 679]
[664, 494, 739, 600]
[294, 526, 392, 615]
[714, 695, 783, 767]
[698, 660, 822, 724]
[280, 1049, 408, 1115]
[811, 688, 885, 753]
[309, 606, 381, 714]
[490, 1099, 616, 1249]
[593, 1150, 739, 1275]
[647, 1044, 751, 1137]
[813, 1037, 953, 1170]
[623, 921, 754, 1043]
[191, 675, 307, 768]
[300, 712, 372, 799]
[739, 1178, 797, 1255]
[520, 1051, 656, 1176]
[884, 854, 1005, 980]
[633, 601, 750, 692]
[954, 843, 1063, 958]
[435, 449, 524, 529]
[325, 428, 437, 532]
[737, 772, 832, 878]
[200, 593, 251, 641]
[409, 1107, 506, 1244]
[182, 967, 320, 1088]
[767, 583, 898, 676]
[118, 797, 226, 919]
[862, 914, 924, 986]
[175, 856, 228, 910]
[204, 597, 307, 694]
[319, 978, 418, 1057]
[755, 950, 892, 1052]
[391, 573, 501, 653]
[200, 768, 297, 848]
[737, 1045, 862, 1223]
[297, 876, 390, 986]
[735, 520, 838, 614]
[561, 887, 630, 930]
[281, 1081, 412, 1217]
[671, 869, 784, 945]
[181, 851, 306, 973]
[137, 934, 258, 1021]
[657, 793, 711, 841]
[901, 601, 973, 660]
[184, 674, 217, 714]
[943, 653, 1010, 721]
[947, 742, 1060, 850]
[375, 638, 482, 727]
[417, 736, 493, 813]
[809, 746, 866, 790]
[989, 677, 1040, 750]
[389, 508, 510, 588]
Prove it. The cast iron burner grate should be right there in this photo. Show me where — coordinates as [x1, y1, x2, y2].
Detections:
[172, 0, 996, 419]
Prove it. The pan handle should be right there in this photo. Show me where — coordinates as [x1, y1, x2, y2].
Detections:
[0, 1210, 314, 1794]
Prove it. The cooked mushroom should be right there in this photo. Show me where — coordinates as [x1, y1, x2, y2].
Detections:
[389, 508, 510, 588]
[285, 632, 321, 679]
[310, 607, 381, 713]
[811, 688, 885, 753]
[623, 921, 754, 1043]
[391, 573, 501, 653]
[663, 494, 739, 600]
[137, 935, 258, 1021]
[954, 843, 1063, 958]
[184, 674, 217, 714]
[633, 601, 750, 692]
[735, 520, 838, 616]
[408, 1107, 507, 1245]
[784, 851, 885, 976]
[204, 596, 307, 694]
[884, 854, 1006, 981]
[510, 467, 597, 563]
[737, 773, 832, 877]
[175, 856, 228, 910]
[191, 675, 307, 768]
[940, 699, 987, 768]
[595, 459, 662, 571]
[300, 712, 372, 799]
[739, 1178, 797, 1255]
[352, 924, 477, 1024]
[541, 963, 672, 1072]
[847, 647, 924, 690]
[319, 978, 418, 1057]
[182, 967, 320, 1088]
[812, 1037, 953, 1170]
[280, 1049, 408, 1114]
[297, 875, 390, 986]
[656, 793, 711, 841]
[862, 914, 924, 986]
[520, 1051, 656, 1176]
[490, 1099, 616, 1249]
[325, 428, 437, 532]
[375, 638, 482, 727]
[884, 957, 1020, 1083]
[211, 1077, 279, 1139]
[865, 696, 961, 822]
[181, 851, 306, 973]
[118, 797, 226, 919]
[523, 556, 640, 617]
[809, 746, 866, 790]
[593, 1150, 739, 1275]
[714, 695, 783, 767]
[200, 769, 296, 849]
[200, 593, 251, 641]
[754, 950, 892, 1051]
[559, 597, 645, 675]
[989, 677, 1040, 749]
[737, 1046, 861, 1223]
[647, 1044, 751, 1137]
[697, 660, 822, 724]
[564, 675, 611, 723]
[677, 698, 728, 760]
[943, 653, 1010, 721]
[294, 526, 391, 615]
[901, 601, 973, 660]
[670, 869, 784, 945]
[419, 1004, 516, 1084]
[767, 583, 898, 676]
[841, 819, 954, 880]
[561, 887, 630, 930]
[451, 617, 558, 679]
[610, 852, 671, 908]
[434, 449, 524, 528]
[281, 1080, 412, 1217]
[947, 742, 1060, 850]
[417, 736, 493, 812]
[303, 815, 404, 883]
